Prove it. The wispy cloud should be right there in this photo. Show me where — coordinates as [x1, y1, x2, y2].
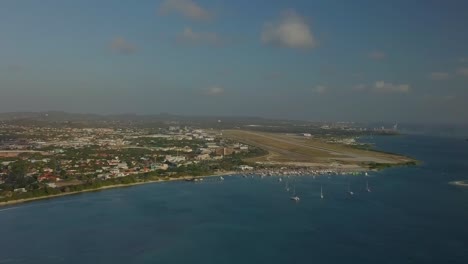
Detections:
[373, 81, 410, 93]
[177, 27, 223, 46]
[110, 37, 137, 54]
[313, 85, 327, 94]
[204, 86, 224, 96]
[456, 67, 468, 77]
[430, 72, 450, 80]
[261, 9, 317, 50]
[352, 84, 367, 91]
[368, 51, 386, 60]
[159, 0, 212, 21]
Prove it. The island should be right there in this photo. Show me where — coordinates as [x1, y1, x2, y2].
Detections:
[0, 112, 416, 206]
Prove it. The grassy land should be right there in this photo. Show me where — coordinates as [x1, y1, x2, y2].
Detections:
[222, 130, 415, 168]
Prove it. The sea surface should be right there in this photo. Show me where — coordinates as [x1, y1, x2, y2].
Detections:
[1, 135, 468, 264]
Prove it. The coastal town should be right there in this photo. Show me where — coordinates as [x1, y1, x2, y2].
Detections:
[0, 113, 412, 204]
[0, 122, 257, 201]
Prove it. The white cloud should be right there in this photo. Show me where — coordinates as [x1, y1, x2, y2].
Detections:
[368, 51, 386, 60]
[205, 86, 224, 96]
[313, 85, 327, 94]
[456, 67, 468, 77]
[430, 72, 450, 80]
[373, 81, 410, 93]
[177, 27, 222, 46]
[110, 37, 137, 54]
[261, 9, 316, 50]
[159, 0, 212, 21]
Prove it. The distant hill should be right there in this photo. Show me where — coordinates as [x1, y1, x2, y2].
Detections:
[0, 111, 302, 129]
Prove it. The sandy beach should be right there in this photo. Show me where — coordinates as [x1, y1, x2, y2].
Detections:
[0, 171, 235, 208]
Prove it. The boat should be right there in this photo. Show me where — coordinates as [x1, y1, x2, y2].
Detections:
[285, 181, 290, 192]
[220, 176, 224, 181]
[290, 186, 300, 201]
[290, 196, 300, 201]
[366, 180, 371, 192]
[365, 172, 369, 177]
[320, 185, 324, 199]
[347, 182, 354, 196]
[278, 177, 282, 182]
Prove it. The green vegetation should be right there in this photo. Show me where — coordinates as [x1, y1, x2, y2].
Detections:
[367, 161, 418, 170]
[0, 175, 140, 202]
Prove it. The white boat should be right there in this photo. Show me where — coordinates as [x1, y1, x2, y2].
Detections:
[220, 176, 224, 181]
[290, 196, 300, 201]
[278, 177, 283, 182]
[366, 180, 371, 192]
[348, 182, 354, 196]
[365, 172, 369, 177]
[320, 185, 324, 199]
[285, 181, 290, 192]
[290, 186, 300, 201]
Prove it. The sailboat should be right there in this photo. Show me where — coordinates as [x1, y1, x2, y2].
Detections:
[220, 176, 224, 181]
[290, 185, 300, 201]
[278, 177, 283, 182]
[320, 185, 324, 199]
[365, 172, 369, 177]
[347, 182, 354, 196]
[366, 180, 371, 192]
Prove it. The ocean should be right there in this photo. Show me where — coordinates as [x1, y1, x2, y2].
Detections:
[1, 135, 467, 264]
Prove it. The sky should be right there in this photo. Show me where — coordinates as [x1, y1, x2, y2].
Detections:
[1, 0, 468, 124]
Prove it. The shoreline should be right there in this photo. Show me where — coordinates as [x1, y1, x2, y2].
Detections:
[0, 162, 417, 208]
[0, 171, 235, 208]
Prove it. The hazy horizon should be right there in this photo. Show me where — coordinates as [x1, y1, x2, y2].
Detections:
[1, 0, 468, 123]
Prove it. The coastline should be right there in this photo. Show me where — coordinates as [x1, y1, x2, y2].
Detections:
[0, 171, 235, 208]
[0, 159, 418, 208]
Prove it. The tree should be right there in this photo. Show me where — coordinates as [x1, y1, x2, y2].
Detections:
[59, 169, 68, 179]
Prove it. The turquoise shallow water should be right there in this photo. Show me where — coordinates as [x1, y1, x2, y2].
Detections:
[1, 135, 468, 264]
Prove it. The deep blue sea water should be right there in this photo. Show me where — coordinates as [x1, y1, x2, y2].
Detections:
[1, 135, 468, 264]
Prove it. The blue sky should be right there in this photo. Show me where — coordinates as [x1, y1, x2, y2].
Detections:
[1, 0, 468, 123]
